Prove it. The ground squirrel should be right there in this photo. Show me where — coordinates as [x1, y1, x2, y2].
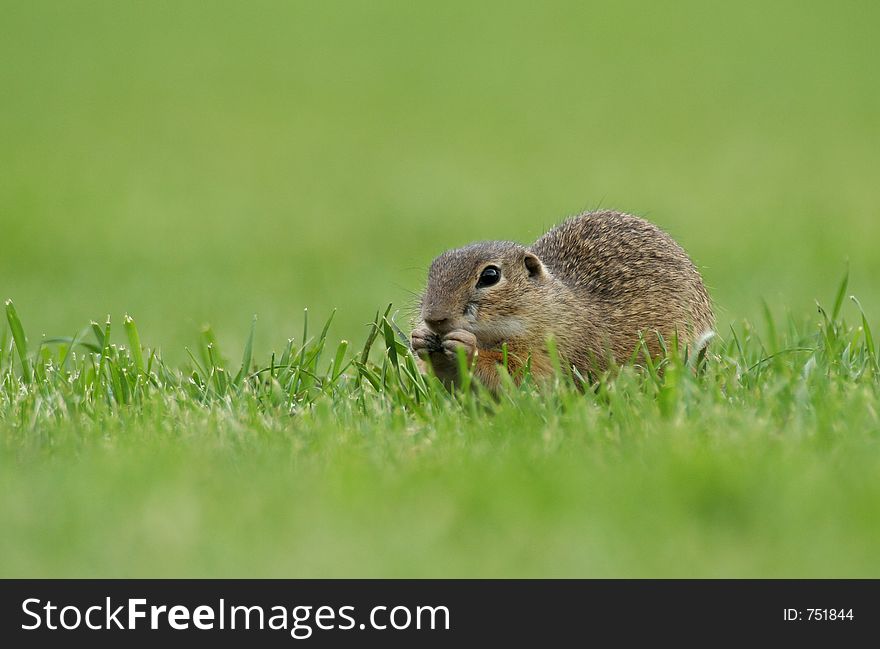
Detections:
[411, 210, 714, 390]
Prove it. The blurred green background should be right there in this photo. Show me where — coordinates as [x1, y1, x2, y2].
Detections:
[2, 0, 878, 357]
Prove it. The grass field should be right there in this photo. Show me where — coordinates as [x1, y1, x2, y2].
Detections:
[1, 1, 879, 577]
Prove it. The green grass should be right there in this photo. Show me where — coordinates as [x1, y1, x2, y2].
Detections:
[2, 285, 879, 577]
[1, 1, 879, 577]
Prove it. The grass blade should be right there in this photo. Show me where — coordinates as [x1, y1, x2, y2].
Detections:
[97, 316, 112, 382]
[91, 321, 106, 349]
[361, 304, 392, 364]
[851, 296, 877, 372]
[382, 318, 399, 368]
[124, 314, 145, 374]
[4, 299, 31, 383]
[234, 314, 257, 389]
[832, 265, 849, 322]
[301, 308, 308, 350]
[43, 334, 102, 355]
[331, 340, 349, 383]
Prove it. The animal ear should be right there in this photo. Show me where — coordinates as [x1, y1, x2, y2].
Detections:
[523, 253, 544, 278]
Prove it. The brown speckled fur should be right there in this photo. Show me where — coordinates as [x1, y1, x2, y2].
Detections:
[411, 210, 715, 391]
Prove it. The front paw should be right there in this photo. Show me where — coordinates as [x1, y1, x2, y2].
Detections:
[411, 326, 441, 359]
[441, 329, 478, 363]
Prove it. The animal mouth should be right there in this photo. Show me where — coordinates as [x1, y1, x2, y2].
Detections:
[469, 318, 525, 347]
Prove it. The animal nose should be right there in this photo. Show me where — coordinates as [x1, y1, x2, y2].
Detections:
[424, 317, 452, 334]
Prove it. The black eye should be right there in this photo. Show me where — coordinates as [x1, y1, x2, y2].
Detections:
[476, 265, 501, 288]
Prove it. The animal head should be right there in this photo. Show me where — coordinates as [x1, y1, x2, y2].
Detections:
[420, 241, 549, 345]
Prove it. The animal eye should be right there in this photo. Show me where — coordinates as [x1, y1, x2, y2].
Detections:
[476, 265, 501, 288]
